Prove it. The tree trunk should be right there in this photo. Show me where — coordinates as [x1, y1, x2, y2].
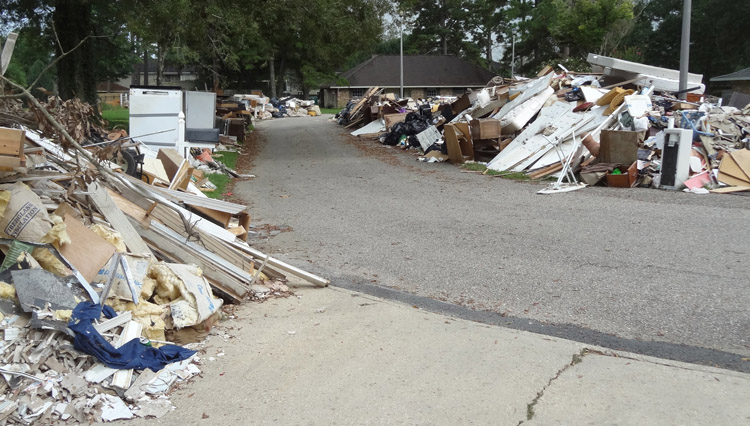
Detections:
[131, 35, 140, 85]
[54, 0, 97, 106]
[212, 52, 219, 91]
[142, 44, 148, 85]
[276, 53, 287, 97]
[486, 32, 493, 71]
[269, 54, 276, 98]
[156, 42, 164, 86]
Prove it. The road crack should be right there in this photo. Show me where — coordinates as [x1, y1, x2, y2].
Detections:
[518, 348, 593, 425]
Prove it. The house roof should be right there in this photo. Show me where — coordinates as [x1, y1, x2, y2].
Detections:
[96, 82, 129, 92]
[133, 63, 199, 74]
[710, 67, 750, 82]
[325, 55, 497, 88]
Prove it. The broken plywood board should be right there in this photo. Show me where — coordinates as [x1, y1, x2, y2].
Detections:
[444, 123, 473, 164]
[156, 148, 186, 182]
[718, 153, 750, 185]
[59, 214, 117, 283]
[141, 157, 170, 185]
[599, 130, 640, 165]
[87, 182, 152, 255]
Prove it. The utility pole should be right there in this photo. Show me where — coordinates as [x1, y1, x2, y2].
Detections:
[511, 34, 516, 79]
[400, 13, 404, 99]
[678, 0, 691, 100]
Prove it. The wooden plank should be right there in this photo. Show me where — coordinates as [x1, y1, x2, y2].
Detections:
[227, 240, 329, 287]
[149, 203, 237, 243]
[443, 124, 464, 164]
[191, 205, 231, 227]
[141, 157, 170, 185]
[94, 311, 132, 334]
[111, 320, 142, 389]
[528, 162, 563, 179]
[151, 186, 247, 214]
[710, 186, 750, 194]
[156, 148, 185, 181]
[0, 128, 25, 156]
[87, 182, 152, 255]
[150, 221, 254, 284]
[107, 189, 151, 227]
[167, 160, 189, 191]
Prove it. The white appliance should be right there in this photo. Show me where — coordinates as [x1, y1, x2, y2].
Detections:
[185, 91, 216, 129]
[129, 87, 183, 154]
[659, 128, 693, 190]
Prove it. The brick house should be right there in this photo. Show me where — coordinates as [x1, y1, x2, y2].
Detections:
[320, 55, 497, 108]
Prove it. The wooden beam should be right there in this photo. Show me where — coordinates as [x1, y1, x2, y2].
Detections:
[87, 182, 152, 255]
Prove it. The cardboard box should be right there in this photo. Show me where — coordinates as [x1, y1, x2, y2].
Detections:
[0, 127, 25, 157]
[469, 118, 502, 140]
[606, 161, 637, 188]
[384, 113, 408, 130]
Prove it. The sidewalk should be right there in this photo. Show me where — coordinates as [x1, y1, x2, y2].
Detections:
[114, 285, 750, 425]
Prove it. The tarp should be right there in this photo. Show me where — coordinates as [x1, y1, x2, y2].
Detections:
[68, 302, 195, 371]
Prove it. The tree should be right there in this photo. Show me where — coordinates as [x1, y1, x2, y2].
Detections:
[1, 0, 137, 106]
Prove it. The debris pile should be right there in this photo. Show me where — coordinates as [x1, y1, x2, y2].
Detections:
[0, 90, 328, 423]
[229, 93, 321, 120]
[339, 54, 750, 195]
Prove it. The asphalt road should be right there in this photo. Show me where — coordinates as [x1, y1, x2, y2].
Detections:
[234, 115, 750, 364]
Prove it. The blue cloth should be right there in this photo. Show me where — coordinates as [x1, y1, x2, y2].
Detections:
[68, 302, 195, 372]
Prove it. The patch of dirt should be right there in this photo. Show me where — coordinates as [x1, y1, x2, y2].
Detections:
[341, 132, 440, 177]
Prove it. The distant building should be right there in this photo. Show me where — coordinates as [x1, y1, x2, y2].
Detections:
[320, 55, 497, 108]
[116, 63, 201, 91]
[710, 67, 750, 108]
[96, 82, 129, 107]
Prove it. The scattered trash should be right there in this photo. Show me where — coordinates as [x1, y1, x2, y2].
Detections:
[336, 54, 750, 195]
[0, 58, 329, 423]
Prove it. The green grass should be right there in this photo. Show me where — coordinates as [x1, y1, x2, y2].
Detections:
[212, 150, 238, 169]
[205, 173, 231, 199]
[319, 108, 340, 115]
[494, 171, 530, 180]
[101, 107, 129, 130]
[461, 162, 488, 172]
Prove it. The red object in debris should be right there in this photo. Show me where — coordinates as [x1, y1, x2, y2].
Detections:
[196, 148, 213, 163]
[573, 102, 594, 112]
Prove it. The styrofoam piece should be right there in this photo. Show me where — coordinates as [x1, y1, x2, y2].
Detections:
[499, 87, 555, 134]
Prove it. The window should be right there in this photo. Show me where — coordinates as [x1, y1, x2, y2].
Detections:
[351, 88, 365, 98]
[425, 88, 438, 98]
